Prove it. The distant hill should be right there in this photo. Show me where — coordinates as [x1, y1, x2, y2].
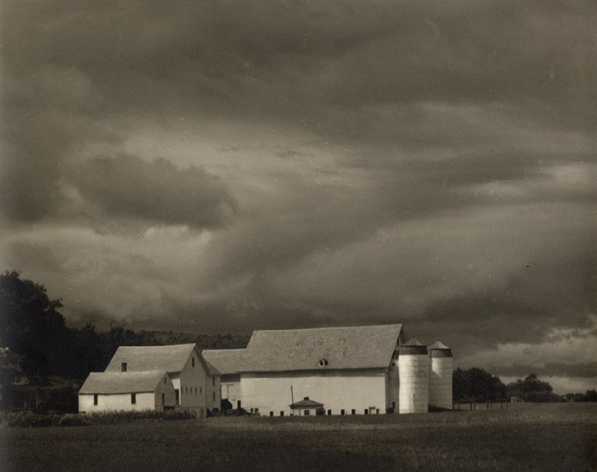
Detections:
[134, 330, 251, 350]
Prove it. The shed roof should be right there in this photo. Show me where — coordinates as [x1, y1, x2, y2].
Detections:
[242, 324, 403, 372]
[104, 344, 219, 375]
[202, 349, 246, 375]
[79, 371, 167, 394]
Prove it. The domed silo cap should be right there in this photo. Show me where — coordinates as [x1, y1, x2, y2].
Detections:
[428, 340, 453, 358]
[398, 337, 428, 355]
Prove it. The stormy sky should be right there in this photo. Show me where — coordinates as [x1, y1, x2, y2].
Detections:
[1, 0, 595, 392]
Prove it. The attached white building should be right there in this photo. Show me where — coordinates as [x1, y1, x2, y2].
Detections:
[79, 370, 175, 413]
[80, 344, 221, 415]
[202, 348, 245, 410]
[240, 324, 406, 416]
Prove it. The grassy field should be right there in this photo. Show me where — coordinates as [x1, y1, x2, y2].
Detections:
[1, 403, 596, 472]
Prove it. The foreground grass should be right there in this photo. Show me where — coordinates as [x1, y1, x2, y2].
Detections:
[1, 403, 595, 472]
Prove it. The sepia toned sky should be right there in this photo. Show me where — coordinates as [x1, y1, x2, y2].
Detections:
[1, 0, 595, 393]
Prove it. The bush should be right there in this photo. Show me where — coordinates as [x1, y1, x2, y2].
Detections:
[85, 409, 197, 424]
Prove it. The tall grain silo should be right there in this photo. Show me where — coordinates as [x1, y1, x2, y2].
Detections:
[398, 338, 429, 414]
[428, 340, 453, 410]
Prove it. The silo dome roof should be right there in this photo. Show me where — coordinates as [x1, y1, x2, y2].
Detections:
[428, 340, 453, 358]
[399, 337, 428, 355]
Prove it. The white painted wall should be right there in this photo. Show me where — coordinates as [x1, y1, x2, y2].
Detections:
[398, 354, 429, 414]
[241, 370, 387, 416]
[429, 357, 453, 409]
[79, 392, 155, 413]
[178, 348, 207, 409]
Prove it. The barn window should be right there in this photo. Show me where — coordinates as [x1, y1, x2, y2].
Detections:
[175, 390, 180, 405]
[121, 362, 127, 372]
[364, 409, 368, 415]
[131, 393, 136, 404]
[327, 410, 332, 415]
[93, 394, 98, 406]
[304, 410, 310, 416]
[280, 411, 284, 417]
[351, 409, 355, 415]
[269, 411, 274, 417]
[341, 409, 345, 415]
[212, 377, 215, 387]
[192, 357, 195, 367]
[162, 393, 165, 404]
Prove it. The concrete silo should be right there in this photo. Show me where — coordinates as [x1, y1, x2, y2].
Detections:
[428, 340, 453, 410]
[398, 338, 429, 414]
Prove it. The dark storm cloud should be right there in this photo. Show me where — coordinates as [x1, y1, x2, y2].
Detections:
[71, 154, 238, 229]
[1, 0, 595, 386]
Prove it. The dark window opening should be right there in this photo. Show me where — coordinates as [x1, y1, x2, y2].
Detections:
[364, 409, 368, 415]
[93, 394, 98, 406]
[212, 392, 216, 401]
[327, 409, 332, 415]
[341, 409, 345, 415]
[304, 410, 310, 416]
[269, 411, 274, 417]
[175, 389, 180, 405]
[192, 357, 195, 367]
[212, 377, 215, 387]
[255, 408, 259, 413]
[131, 393, 136, 404]
[162, 393, 165, 404]
[121, 362, 127, 372]
[351, 409, 355, 415]
[280, 411, 284, 417]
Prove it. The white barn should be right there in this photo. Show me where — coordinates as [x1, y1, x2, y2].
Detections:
[240, 324, 406, 416]
[202, 349, 245, 410]
[79, 370, 175, 413]
[80, 344, 221, 416]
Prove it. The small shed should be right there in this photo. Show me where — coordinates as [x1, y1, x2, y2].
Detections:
[79, 370, 175, 413]
[290, 397, 325, 416]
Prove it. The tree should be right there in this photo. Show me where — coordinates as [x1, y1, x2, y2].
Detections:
[505, 374, 563, 402]
[453, 367, 507, 402]
[0, 271, 72, 379]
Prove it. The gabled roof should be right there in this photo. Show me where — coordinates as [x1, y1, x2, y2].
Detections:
[79, 371, 167, 394]
[242, 324, 403, 373]
[104, 344, 219, 375]
[202, 349, 246, 375]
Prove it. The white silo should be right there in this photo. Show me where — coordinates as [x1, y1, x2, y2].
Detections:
[398, 338, 429, 414]
[428, 340, 453, 410]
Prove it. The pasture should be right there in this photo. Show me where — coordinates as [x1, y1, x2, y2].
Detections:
[2, 403, 596, 472]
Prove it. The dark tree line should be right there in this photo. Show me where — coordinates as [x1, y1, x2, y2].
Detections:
[452, 367, 507, 402]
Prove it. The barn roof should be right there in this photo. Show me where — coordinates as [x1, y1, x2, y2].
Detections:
[202, 349, 246, 375]
[104, 344, 219, 375]
[79, 371, 167, 394]
[242, 324, 403, 373]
